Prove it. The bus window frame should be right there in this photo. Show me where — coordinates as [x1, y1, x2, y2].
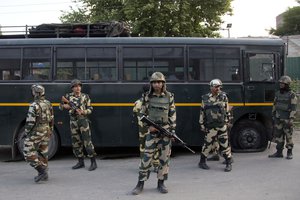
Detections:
[244, 51, 278, 83]
[187, 45, 242, 83]
[54, 45, 119, 82]
[121, 45, 186, 83]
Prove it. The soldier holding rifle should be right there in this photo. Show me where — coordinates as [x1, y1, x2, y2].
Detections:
[131, 72, 176, 195]
[59, 79, 97, 171]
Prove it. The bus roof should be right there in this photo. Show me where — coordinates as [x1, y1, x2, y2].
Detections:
[0, 37, 284, 46]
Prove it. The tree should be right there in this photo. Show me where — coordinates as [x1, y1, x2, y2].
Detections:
[60, 0, 233, 37]
[270, 6, 300, 36]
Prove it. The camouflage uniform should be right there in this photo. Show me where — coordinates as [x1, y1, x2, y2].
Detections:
[133, 98, 160, 168]
[199, 79, 232, 172]
[59, 80, 97, 170]
[60, 92, 96, 158]
[269, 76, 297, 159]
[132, 72, 176, 195]
[23, 84, 54, 182]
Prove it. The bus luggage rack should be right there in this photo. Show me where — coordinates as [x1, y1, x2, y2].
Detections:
[0, 22, 130, 38]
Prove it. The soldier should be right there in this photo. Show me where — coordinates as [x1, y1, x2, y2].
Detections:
[131, 72, 176, 195]
[269, 75, 297, 159]
[59, 79, 97, 171]
[198, 79, 233, 172]
[133, 85, 160, 172]
[23, 84, 54, 183]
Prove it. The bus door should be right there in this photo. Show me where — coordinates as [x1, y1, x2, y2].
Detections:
[244, 51, 279, 109]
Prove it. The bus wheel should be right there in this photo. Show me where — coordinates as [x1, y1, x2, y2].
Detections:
[16, 128, 60, 160]
[231, 120, 267, 152]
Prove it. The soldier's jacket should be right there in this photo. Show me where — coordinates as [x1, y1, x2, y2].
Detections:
[25, 97, 54, 135]
[59, 92, 93, 117]
[140, 91, 176, 132]
[272, 90, 297, 120]
[199, 92, 230, 128]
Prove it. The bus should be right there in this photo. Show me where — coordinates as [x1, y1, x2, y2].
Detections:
[0, 37, 285, 159]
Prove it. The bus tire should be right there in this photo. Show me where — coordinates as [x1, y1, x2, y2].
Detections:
[16, 127, 60, 160]
[231, 119, 267, 152]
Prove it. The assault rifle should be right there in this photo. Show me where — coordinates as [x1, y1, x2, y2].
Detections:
[61, 96, 80, 113]
[140, 116, 195, 154]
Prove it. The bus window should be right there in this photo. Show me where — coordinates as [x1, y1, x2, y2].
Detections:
[56, 48, 85, 80]
[215, 48, 240, 82]
[153, 47, 184, 81]
[86, 47, 117, 81]
[0, 48, 21, 81]
[189, 47, 213, 81]
[189, 47, 240, 82]
[22, 48, 51, 80]
[248, 53, 275, 82]
[123, 47, 153, 81]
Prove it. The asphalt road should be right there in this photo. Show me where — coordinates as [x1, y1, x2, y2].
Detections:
[0, 130, 300, 200]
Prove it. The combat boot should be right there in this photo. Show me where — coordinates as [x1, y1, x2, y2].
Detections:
[224, 158, 232, 172]
[198, 155, 210, 170]
[131, 181, 144, 195]
[286, 149, 293, 160]
[157, 180, 168, 194]
[268, 150, 283, 158]
[72, 157, 85, 169]
[88, 157, 97, 171]
[207, 153, 220, 161]
[34, 165, 48, 183]
[222, 157, 234, 164]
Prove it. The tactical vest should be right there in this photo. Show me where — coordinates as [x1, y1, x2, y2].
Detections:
[148, 93, 170, 125]
[274, 91, 291, 119]
[35, 100, 52, 124]
[203, 93, 226, 128]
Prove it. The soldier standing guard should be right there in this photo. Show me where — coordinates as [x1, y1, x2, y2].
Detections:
[269, 75, 297, 159]
[133, 85, 160, 172]
[23, 84, 54, 183]
[198, 79, 233, 172]
[131, 72, 176, 195]
[59, 79, 97, 171]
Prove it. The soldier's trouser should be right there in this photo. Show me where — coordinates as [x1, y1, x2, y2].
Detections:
[23, 128, 50, 168]
[139, 127, 160, 166]
[202, 125, 231, 159]
[138, 132, 172, 181]
[274, 118, 294, 150]
[210, 138, 219, 155]
[70, 117, 97, 158]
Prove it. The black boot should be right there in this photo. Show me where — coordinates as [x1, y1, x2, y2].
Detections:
[157, 180, 168, 194]
[131, 181, 144, 195]
[34, 165, 48, 183]
[224, 158, 232, 172]
[222, 157, 234, 165]
[268, 150, 283, 158]
[286, 149, 293, 160]
[207, 153, 220, 161]
[198, 155, 209, 169]
[72, 157, 85, 169]
[88, 157, 97, 171]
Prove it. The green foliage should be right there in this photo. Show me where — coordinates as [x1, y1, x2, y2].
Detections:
[290, 79, 300, 93]
[270, 6, 300, 36]
[60, 0, 233, 37]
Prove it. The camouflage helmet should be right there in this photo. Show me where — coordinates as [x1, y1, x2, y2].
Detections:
[70, 79, 82, 88]
[209, 79, 222, 87]
[31, 84, 45, 97]
[279, 75, 292, 85]
[150, 72, 166, 83]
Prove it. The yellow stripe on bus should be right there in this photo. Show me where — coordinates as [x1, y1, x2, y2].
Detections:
[0, 102, 273, 107]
